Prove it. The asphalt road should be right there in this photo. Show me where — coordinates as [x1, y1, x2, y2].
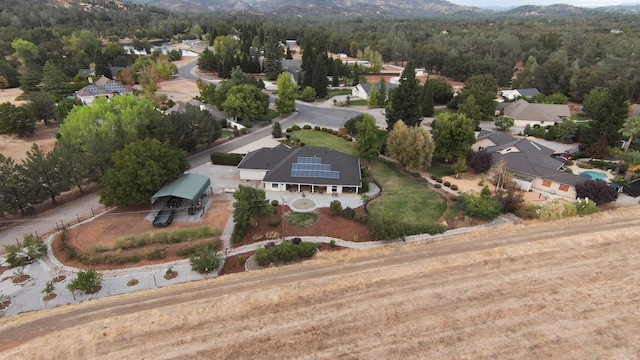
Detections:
[2, 213, 639, 352]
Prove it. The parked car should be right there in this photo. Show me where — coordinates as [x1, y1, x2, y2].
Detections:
[153, 208, 175, 227]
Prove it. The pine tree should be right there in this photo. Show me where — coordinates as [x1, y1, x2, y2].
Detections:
[386, 61, 422, 128]
[311, 54, 328, 99]
[377, 78, 387, 106]
[263, 32, 283, 81]
[368, 86, 378, 107]
[421, 83, 434, 117]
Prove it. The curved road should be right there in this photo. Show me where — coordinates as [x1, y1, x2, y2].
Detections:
[2, 213, 639, 351]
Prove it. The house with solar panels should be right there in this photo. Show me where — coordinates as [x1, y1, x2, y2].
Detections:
[75, 76, 133, 104]
[237, 145, 362, 194]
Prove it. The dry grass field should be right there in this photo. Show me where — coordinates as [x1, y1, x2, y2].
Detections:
[1, 208, 639, 359]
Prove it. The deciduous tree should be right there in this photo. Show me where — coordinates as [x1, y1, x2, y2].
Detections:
[355, 114, 379, 162]
[275, 72, 296, 114]
[431, 112, 476, 161]
[222, 84, 269, 122]
[99, 138, 189, 207]
[386, 120, 435, 171]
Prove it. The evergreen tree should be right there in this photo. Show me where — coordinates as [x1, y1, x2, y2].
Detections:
[263, 32, 283, 81]
[41, 61, 71, 99]
[332, 61, 340, 87]
[368, 86, 378, 107]
[584, 82, 630, 149]
[421, 83, 434, 117]
[458, 74, 498, 125]
[355, 114, 379, 162]
[285, 46, 293, 60]
[386, 61, 422, 128]
[272, 121, 282, 138]
[311, 54, 328, 99]
[352, 64, 360, 86]
[20, 143, 70, 205]
[377, 78, 387, 106]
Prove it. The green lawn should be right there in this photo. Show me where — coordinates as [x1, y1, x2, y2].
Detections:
[221, 129, 233, 138]
[284, 212, 319, 227]
[426, 162, 455, 177]
[349, 99, 368, 106]
[290, 130, 447, 225]
[367, 159, 447, 224]
[288, 130, 357, 156]
[322, 88, 353, 100]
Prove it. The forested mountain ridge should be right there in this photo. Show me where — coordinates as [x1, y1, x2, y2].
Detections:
[126, 0, 494, 17]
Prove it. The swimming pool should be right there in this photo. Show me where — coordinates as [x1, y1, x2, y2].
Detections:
[579, 170, 608, 180]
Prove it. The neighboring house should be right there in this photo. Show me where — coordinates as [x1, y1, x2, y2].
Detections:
[75, 76, 133, 104]
[473, 130, 587, 199]
[500, 88, 541, 101]
[624, 178, 640, 197]
[283, 59, 303, 86]
[77, 66, 124, 78]
[238, 145, 362, 194]
[352, 82, 398, 101]
[496, 99, 570, 128]
[165, 99, 229, 120]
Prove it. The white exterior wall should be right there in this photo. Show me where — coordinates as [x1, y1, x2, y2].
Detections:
[264, 182, 286, 191]
[472, 138, 496, 152]
[352, 84, 368, 100]
[239, 169, 267, 181]
[512, 178, 532, 192]
[514, 119, 557, 128]
[531, 178, 577, 199]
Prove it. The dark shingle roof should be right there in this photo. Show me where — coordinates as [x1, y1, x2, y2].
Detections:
[237, 144, 291, 170]
[482, 131, 587, 187]
[360, 82, 398, 97]
[497, 99, 570, 123]
[239, 146, 361, 186]
[516, 88, 541, 97]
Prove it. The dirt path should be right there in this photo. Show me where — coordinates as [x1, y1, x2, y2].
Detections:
[0, 208, 639, 358]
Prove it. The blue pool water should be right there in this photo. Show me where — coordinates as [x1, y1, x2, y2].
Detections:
[579, 170, 608, 180]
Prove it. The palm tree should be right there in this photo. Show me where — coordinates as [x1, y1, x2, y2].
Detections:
[616, 116, 640, 175]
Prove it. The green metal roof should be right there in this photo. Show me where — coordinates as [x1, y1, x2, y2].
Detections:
[151, 174, 211, 204]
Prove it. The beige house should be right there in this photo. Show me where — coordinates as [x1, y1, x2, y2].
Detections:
[496, 99, 570, 128]
[474, 131, 587, 199]
[75, 76, 133, 105]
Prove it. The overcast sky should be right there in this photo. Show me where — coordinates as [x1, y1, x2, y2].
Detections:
[449, 0, 630, 8]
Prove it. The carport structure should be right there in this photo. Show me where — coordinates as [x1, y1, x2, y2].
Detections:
[151, 174, 212, 217]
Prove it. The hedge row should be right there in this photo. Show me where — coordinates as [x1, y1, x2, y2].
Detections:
[210, 152, 244, 166]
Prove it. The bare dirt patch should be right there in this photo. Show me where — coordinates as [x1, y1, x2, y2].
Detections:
[51, 196, 231, 270]
[0, 88, 25, 106]
[0, 124, 58, 162]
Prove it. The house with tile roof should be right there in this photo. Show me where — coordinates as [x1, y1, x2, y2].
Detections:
[473, 130, 587, 199]
[496, 99, 570, 128]
[75, 76, 133, 104]
[237, 145, 362, 194]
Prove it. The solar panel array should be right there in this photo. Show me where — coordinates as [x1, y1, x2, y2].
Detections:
[291, 157, 340, 179]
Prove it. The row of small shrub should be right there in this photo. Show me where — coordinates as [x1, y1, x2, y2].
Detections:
[112, 226, 219, 250]
[210, 152, 244, 166]
[285, 124, 354, 142]
[516, 198, 597, 220]
[367, 214, 446, 241]
[429, 175, 458, 190]
[72, 247, 168, 266]
[176, 242, 219, 257]
[254, 241, 320, 266]
[4, 235, 47, 267]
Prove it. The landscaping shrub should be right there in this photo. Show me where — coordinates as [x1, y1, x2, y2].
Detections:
[254, 241, 319, 266]
[232, 224, 246, 243]
[314, 126, 321, 131]
[423, 223, 447, 235]
[341, 207, 355, 220]
[210, 152, 244, 166]
[237, 255, 246, 265]
[538, 199, 577, 221]
[143, 247, 167, 260]
[189, 246, 222, 274]
[271, 199, 279, 206]
[575, 179, 618, 204]
[354, 213, 369, 225]
[303, 124, 312, 130]
[431, 175, 437, 180]
[516, 203, 540, 219]
[434, 184, 441, 188]
[450, 184, 459, 191]
[436, 178, 443, 183]
[444, 181, 451, 187]
[330, 239, 336, 247]
[4, 234, 47, 267]
[458, 187, 501, 220]
[467, 150, 492, 173]
[329, 200, 343, 215]
[495, 187, 524, 213]
[268, 215, 281, 227]
[291, 124, 301, 131]
[177, 242, 218, 257]
[67, 270, 102, 294]
[112, 226, 217, 250]
[361, 180, 370, 193]
[574, 198, 598, 216]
